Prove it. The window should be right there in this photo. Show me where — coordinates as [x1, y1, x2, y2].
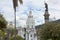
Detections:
[24, 34, 25, 37]
[32, 25, 33, 28]
[31, 35, 32, 37]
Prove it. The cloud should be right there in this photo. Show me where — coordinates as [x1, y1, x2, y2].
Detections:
[0, 0, 60, 27]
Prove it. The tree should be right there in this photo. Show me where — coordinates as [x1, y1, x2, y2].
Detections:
[0, 30, 5, 40]
[13, 0, 23, 11]
[39, 22, 60, 40]
[8, 28, 18, 37]
[6, 28, 24, 40]
[8, 28, 24, 40]
[0, 14, 7, 31]
[10, 35, 24, 40]
[0, 28, 24, 40]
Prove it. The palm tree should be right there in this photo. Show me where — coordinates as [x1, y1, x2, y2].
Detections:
[12, 0, 23, 40]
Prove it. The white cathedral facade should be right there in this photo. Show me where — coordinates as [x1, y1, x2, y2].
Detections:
[17, 10, 37, 40]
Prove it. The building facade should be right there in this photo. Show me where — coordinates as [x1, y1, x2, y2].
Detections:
[26, 11, 37, 40]
[17, 11, 37, 40]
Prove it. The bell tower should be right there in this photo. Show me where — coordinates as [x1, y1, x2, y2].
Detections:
[26, 10, 37, 40]
[26, 10, 35, 28]
[44, 2, 50, 23]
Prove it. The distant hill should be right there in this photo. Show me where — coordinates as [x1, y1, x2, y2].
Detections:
[53, 19, 60, 23]
[35, 19, 60, 29]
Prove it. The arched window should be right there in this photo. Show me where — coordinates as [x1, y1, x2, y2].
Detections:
[32, 25, 33, 28]
[31, 34, 32, 37]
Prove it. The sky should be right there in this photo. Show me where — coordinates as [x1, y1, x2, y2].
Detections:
[0, 0, 60, 27]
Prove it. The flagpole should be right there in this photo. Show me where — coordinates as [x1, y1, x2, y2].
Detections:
[14, 10, 16, 40]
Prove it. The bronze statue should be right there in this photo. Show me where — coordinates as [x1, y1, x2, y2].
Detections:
[45, 3, 48, 11]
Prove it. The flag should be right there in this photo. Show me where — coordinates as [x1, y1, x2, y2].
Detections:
[13, 0, 18, 12]
[19, 0, 23, 4]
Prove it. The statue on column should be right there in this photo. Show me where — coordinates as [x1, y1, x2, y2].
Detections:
[45, 3, 48, 11]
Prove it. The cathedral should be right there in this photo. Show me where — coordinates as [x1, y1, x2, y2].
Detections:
[17, 10, 37, 40]
[17, 2, 50, 40]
